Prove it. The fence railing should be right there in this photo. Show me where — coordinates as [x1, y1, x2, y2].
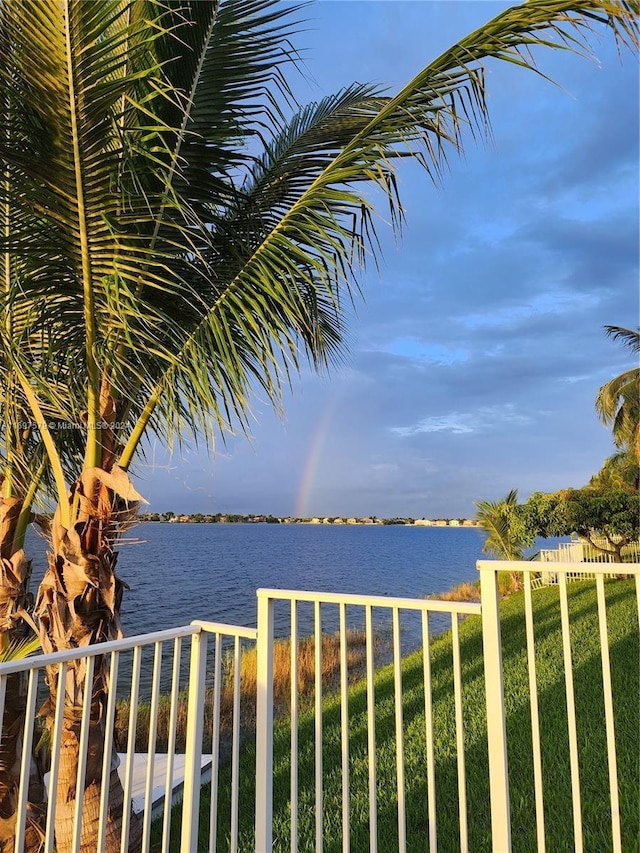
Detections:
[0, 620, 257, 853]
[253, 589, 483, 853]
[539, 538, 640, 566]
[1, 561, 638, 852]
[480, 560, 640, 853]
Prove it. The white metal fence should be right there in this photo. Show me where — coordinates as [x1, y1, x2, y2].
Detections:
[539, 537, 640, 566]
[480, 561, 640, 853]
[0, 561, 638, 852]
[253, 589, 483, 853]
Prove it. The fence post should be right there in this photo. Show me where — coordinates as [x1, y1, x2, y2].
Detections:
[255, 590, 275, 853]
[181, 628, 208, 853]
[478, 562, 512, 852]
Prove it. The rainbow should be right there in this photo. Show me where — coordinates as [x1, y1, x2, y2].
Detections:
[293, 400, 337, 518]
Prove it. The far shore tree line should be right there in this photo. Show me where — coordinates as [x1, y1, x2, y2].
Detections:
[475, 326, 640, 563]
[140, 512, 481, 526]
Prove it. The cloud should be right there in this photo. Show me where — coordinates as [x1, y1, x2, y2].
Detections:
[391, 404, 532, 437]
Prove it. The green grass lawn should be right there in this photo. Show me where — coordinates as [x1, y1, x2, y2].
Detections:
[153, 580, 639, 852]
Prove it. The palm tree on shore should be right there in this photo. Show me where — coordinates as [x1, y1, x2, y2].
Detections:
[0, 0, 637, 849]
[474, 489, 535, 589]
[596, 325, 640, 462]
[474, 489, 530, 561]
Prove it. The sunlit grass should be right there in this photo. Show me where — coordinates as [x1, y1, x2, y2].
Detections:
[152, 580, 639, 852]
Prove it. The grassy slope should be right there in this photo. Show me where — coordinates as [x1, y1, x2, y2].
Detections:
[154, 580, 639, 852]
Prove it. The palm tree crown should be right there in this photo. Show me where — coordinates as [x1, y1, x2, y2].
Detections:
[596, 325, 640, 461]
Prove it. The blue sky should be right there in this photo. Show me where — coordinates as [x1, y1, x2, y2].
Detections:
[141, 1, 639, 519]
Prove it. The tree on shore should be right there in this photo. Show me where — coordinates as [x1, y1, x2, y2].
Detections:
[474, 489, 536, 588]
[596, 326, 640, 462]
[523, 488, 640, 561]
[0, 0, 638, 849]
[474, 490, 533, 561]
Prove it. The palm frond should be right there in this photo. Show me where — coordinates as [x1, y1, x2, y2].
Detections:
[0, 634, 40, 663]
[122, 0, 639, 465]
[604, 325, 640, 353]
[474, 490, 525, 561]
[597, 324, 639, 457]
[1, 0, 638, 479]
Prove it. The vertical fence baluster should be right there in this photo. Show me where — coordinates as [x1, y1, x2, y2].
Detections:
[209, 634, 222, 853]
[365, 604, 378, 853]
[451, 615, 468, 853]
[421, 611, 437, 852]
[46, 661, 68, 853]
[392, 607, 407, 851]
[163, 637, 182, 853]
[71, 656, 96, 853]
[315, 600, 323, 851]
[122, 646, 142, 853]
[290, 600, 299, 853]
[255, 592, 275, 853]
[98, 652, 119, 853]
[230, 636, 242, 851]
[0, 674, 7, 753]
[479, 563, 511, 853]
[142, 642, 163, 852]
[15, 667, 38, 853]
[339, 602, 350, 853]
[523, 571, 545, 852]
[558, 572, 583, 853]
[181, 630, 208, 853]
[596, 574, 621, 851]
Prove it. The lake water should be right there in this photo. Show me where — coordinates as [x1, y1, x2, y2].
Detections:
[27, 522, 564, 641]
[24, 523, 565, 692]
[115, 523, 486, 635]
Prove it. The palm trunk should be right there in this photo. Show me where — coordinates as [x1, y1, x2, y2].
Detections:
[0, 498, 45, 853]
[51, 733, 135, 852]
[36, 487, 141, 853]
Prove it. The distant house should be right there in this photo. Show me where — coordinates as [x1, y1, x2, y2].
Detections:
[414, 518, 432, 526]
[449, 519, 460, 527]
[346, 517, 358, 525]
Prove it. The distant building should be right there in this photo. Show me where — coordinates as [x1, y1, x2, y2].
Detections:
[414, 518, 432, 526]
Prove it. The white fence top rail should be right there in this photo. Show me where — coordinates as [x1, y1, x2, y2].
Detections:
[477, 560, 640, 576]
[0, 624, 200, 676]
[191, 620, 258, 641]
[256, 587, 482, 615]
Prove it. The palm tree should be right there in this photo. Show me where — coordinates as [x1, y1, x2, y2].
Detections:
[474, 489, 529, 561]
[474, 489, 535, 589]
[596, 325, 640, 462]
[0, 1, 637, 849]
